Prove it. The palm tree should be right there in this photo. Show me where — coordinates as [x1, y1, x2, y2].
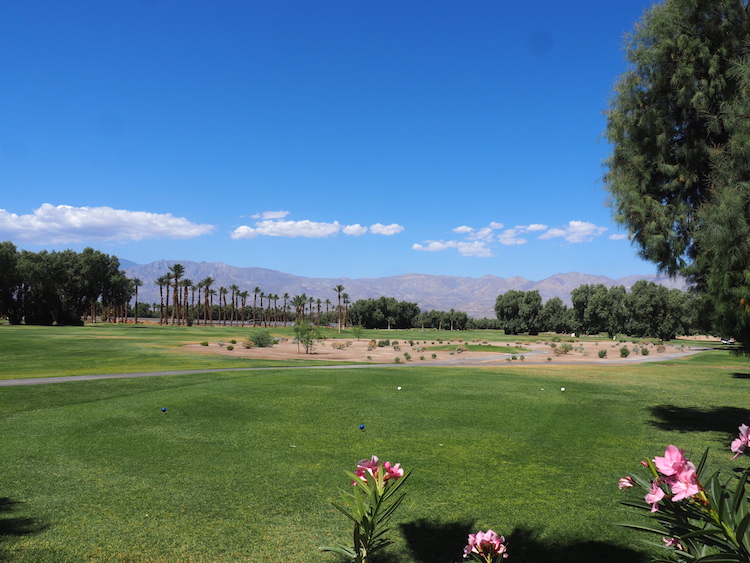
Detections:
[252, 287, 261, 326]
[181, 279, 193, 325]
[333, 284, 345, 333]
[228, 284, 239, 325]
[239, 290, 248, 326]
[200, 277, 215, 326]
[282, 293, 290, 326]
[325, 298, 332, 326]
[259, 291, 266, 326]
[342, 293, 350, 329]
[156, 274, 171, 325]
[316, 298, 322, 326]
[219, 287, 228, 325]
[209, 288, 217, 324]
[195, 280, 205, 325]
[169, 263, 185, 325]
[291, 294, 307, 323]
[131, 277, 143, 325]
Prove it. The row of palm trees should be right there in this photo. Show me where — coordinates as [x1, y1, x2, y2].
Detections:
[135, 266, 352, 330]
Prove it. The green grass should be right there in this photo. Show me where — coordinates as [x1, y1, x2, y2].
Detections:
[1, 325, 749, 561]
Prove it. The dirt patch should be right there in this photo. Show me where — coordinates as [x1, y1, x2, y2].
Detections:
[182, 337, 701, 365]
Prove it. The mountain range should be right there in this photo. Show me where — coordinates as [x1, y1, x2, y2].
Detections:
[120, 259, 689, 319]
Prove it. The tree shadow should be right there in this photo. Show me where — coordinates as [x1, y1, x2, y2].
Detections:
[397, 520, 649, 563]
[648, 405, 749, 435]
[0, 497, 48, 561]
[731, 372, 750, 379]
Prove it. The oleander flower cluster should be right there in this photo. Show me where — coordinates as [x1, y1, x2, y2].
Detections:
[463, 529, 508, 562]
[354, 455, 404, 483]
[617, 421, 750, 562]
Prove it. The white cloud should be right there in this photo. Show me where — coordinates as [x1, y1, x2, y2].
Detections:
[488, 222, 504, 230]
[609, 233, 628, 240]
[525, 223, 548, 231]
[497, 228, 527, 246]
[538, 220, 608, 243]
[231, 215, 403, 240]
[452, 225, 474, 234]
[412, 239, 492, 257]
[0, 204, 215, 244]
[251, 210, 289, 220]
[343, 224, 368, 236]
[232, 219, 341, 239]
[369, 223, 404, 235]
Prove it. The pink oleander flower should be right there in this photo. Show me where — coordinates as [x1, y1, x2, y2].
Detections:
[663, 537, 684, 550]
[645, 480, 665, 513]
[618, 476, 635, 489]
[670, 463, 699, 501]
[355, 455, 380, 480]
[463, 530, 508, 560]
[731, 424, 750, 459]
[383, 461, 404, 481]
[654, 445, 689, 478]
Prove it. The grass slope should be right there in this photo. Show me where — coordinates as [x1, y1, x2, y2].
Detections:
[2, 347, 750, 562]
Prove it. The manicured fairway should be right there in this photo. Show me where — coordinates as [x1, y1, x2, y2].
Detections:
[2, 349, 749, 562]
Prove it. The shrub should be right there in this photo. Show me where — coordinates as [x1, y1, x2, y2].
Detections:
[226, 345, 234, 351]
[520, 355, 525, 361]
[377, 340, 390, 347]
[369, 339, 377, 348]
[247, 330, 275, 348]
[419, 355, 425, 360]
[332, 342, 347, 350]
[546, 357, 552, 362]
[408, 339, 414, 346]
[200, 341, 209, 346]
[366, 355, 372, 360]
[242, 340, 255, 349]
[598, 349, 607, 359]
[403, 352, 411, 361]
[394, 357, 401, 363]
[393, 344, 401, 351]
[431, 353, 437, 359]
[641, 347, 649, 356]
[657, 344, 666, 353]
[511, 355, 517, 360]
[229, 339, 237, 344]
[620, 346, 631, 358]
[559, 343, 573, 355]
[549, 342, 557, 349]
[218, 341, 225, 347]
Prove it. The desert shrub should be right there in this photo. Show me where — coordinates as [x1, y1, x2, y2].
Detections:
[369, 339, 377, 348]
[551, 336, 561, 342]
[218, 341, 225, 347]
[520, 355, 525, 361]
[620, 346, 631, 358]
[511, 355, 517, 360]
[549, 342, 557, 349]
[641, 347, 649, 356]
[657, 344, 666, 353]
[449, 351, 455, 355]
[408, 339, 414, 346]
[247, 330, 275, 348]
[332, 342, 347, 350]
[226, 345, 234, 351]
[419, 355, 425, 360]
[598, 349, 607, 358]
[377, 340, 390, 347]
[546, 357, 552, 362]
[229, 339, 237, 344]
[431, 353, 437, 359]
[242, 340, 255, 349]
[393, 344, 401, 351]
[394, 357, 400, 363]
[559, 343, 573, 355]
[367, 355, 372, 360]
[200, 341, 209, 346]
[345, 341, 352, 347]
[416, 346, 426, 352]
[482, 340, 489, 345]
[456, 346, 466, 353]
[403, 352, 411, 361]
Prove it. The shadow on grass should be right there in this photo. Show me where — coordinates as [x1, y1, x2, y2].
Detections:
[395, 520, 648, 563]
[731, 372, 750, 379]
[0, 497, 48, 561]
[649, 405, 749, 435]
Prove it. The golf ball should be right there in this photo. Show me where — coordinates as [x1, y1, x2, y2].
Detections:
[397, 386, 402, 390]
[561, 387, 565, 392]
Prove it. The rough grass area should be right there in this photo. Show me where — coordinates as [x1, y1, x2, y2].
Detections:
[2, 349, 750, 562]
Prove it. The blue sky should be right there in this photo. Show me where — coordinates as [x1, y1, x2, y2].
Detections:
[1, 0, 658, 281]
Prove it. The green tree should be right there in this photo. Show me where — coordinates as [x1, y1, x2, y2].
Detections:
[540, 297, 570, 334]
[333, 284, 345, 333]
[604, 0, 750, 344]
[131, 277, 143, 325]
[495, 290, 540, 335]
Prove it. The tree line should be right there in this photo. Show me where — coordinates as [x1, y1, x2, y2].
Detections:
[0, 242, 132, 325]
[494, 282, 707, 340]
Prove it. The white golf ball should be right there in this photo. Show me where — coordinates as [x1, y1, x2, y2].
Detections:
[397, 386, 402, 390]
[561, 387, 565, 391]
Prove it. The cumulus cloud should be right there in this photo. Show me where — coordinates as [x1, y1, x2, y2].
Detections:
[231, 213, 404, 240]
[609, 233, 629, 240]
[369, 223, 405, 235]
[412, 240, 492, 257]
[251, 210, 289, 220]
[538, 220, 608, 243]
[0, 204, 215, 244]
[343, 224, 368, 236]
[452, 225, 474, 234]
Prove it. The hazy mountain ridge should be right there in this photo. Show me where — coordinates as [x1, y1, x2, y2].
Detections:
[122, 260, 689, 319]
